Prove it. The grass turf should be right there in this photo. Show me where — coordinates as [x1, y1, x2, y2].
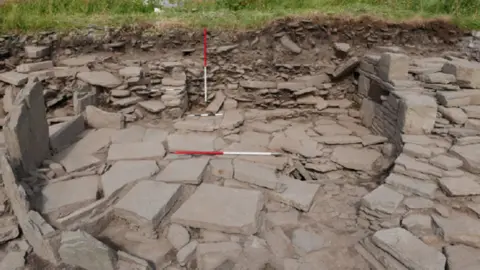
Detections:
[0, 0, 479, 33]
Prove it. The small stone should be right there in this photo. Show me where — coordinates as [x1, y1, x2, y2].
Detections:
[119, 67, 143, 78]
[0, 216, 19, 244]
[110, 90, 130, 98]
[167, 224, 190, 250]
[196, 242, 242, 270]
[280, 35, 302, 54]
[268, 175, 320, 212]
[403, 197, 434, 210]
[333, 43, 351, 56]
[385, 173, 438, 199]
[264, 227, 293, 258]
[220, 110, 244, 130]
[332, 57, 360, 79]
[401, 214, 433, 235]
[361, 135, 388, 146]
[0, 251, 26, 270]
[85, 106, 124, 129]
[25, 46, 50, 58]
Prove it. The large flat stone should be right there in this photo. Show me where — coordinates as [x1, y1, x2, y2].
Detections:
[267, 175, 320, 212]
[361, 185, 404, 214]
[59, 230, 117, 270]
[77, 71, 122, 88]
[398, 93, 438, 135]
[111, 125, 146, 144]
[442, 60, 480, 88]
[101, 160, 159, 197]
[450, 144, 480, 173]
[385, 173, 437, 199]
[38, 175, 99, 219]
[156, 158, 209, 184]
[114, 180, 182, 228]
[167, 133, 217, 151]
[107, 141, 166, 161]
[444, 245, 480, 270]
[331, 146, 382, 172]
[372, 228, 446, 270]
[438, 175, 480, 196]
[171, 184, 264, 235]
[233, 159, 285, 191]
[432, 214, 480, 248]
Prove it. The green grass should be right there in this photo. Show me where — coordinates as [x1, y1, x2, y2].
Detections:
[0, 0, 479, 33]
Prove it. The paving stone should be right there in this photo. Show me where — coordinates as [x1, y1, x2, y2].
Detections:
[280, 35, 302, 54]
[314, 135, 362, 145]
[361, 185, 404, 214]
[38, 175, 99, 219]
[220, 110, 244, 130]
[143, 128, 168, 143]
[403, 143, 432, 158]
[107, 141, 166, 161]
[176, 240, 197, 266]
[438, 175, 480, 196]
[385, 173, 438, 198]
[114, 180, 182, 229]
[432, 214, 480, 248]
[265, 211, 299, 229]
[313, 124, 352, 136]
[331, 146, 382, 172]
[174, 119, 217, 132]
[167, 224, 190, 250]
[450, 144, 480, 173]
[77, 71, 122, 88]
[358, 236, 409, 270]
[268, 175, 320, 212]
[269, 132, 322, 158]
[0, 250, 26, 270]
[171, 184, 264, 235]
[85, 106, 125, 129]
[0, 71, 28, 86]
[49, 115, 86, 153]
[419, 72, 456, 84]
[156, 158, 209, 184]
[463, 106, 480, 119]
[291, 229, 329, 253]
[395, 154, 443, 177]
[101, 160, 159, 197]
[401, 214, 432, 235]
[438, 107, 468, 124]
[209, 159, 233, 179]
[167, 133, 216, 151]
[429, 155, 463, 170]
[59, 230, 117, 270]
[138, 100, 166, 113]
[233, 159, 285, 191]
[436, 90, 480, 107]
[332, 57, 360, 79]
[361, 135, 388, 146]
[397, 93, 437, 135]
[403, 197, 434, 210]
[444, 244, 480, 270]
[195, 242, 242, 270]
[111, 125, 146, 143]
[372, 228, 446, 270]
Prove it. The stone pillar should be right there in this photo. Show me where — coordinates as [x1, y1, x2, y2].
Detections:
[161, 67, 188, 118]
[4, 81, 50, 173]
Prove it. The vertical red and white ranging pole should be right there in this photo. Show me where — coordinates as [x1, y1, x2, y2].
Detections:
[203, 28, 208, 103]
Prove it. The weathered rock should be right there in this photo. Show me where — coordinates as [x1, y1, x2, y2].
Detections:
[444, 245, 480, 270]
[0, 71, 28, 86]
[206, 91, 226, 113]
[25, 45, 50, 58]
[438, 107, 468, 124]
[378, 53, 409, 82]
[167, 224, 190, 250]
[361, 185, 404, 214]
[0, 216, 19, 244]
[401, 214, 432, 236]
[403, 143, 432, 158]
[442, 60, 480, 88]
[77, 71, 122, 88]
[107, 141, 166, 161]
[429, 155, 463, 170]
[280, 35, 302, 54]
[331, 146, 382, 172]
[268, 175, 320, 212]
[432, 214, 480, 248]
[85, 106, 124, 129]
[220, 110, 244, 130]
[438, 175, 480, 196]
[385, 173, 437, 198]
[398, 93, 437, 135]
[264, 227, 294, 258]
[171, 184, 264, 235]
[450, 144, 480, 173]
[233, 159, 285, 191]
[332, 57, 360, 79]
[59, 230, 117, 270]
[167, 133, 217, 151]
[371, 228, 446, 270]
[114, 181, 182, 229]
[156, 158, 210, 184]
[138, 100, 166, 113]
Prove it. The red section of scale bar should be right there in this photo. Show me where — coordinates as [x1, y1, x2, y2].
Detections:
[203, 28, 207, 67]
[173, 150, 223, 155]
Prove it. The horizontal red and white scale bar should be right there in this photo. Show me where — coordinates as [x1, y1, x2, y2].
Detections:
[171, 151, 283, 156]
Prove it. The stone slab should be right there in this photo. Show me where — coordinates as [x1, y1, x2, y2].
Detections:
[101, 160, 159, 197]
[361, 185, 404, 214]
[167, 133, 217, 151]
[114, 180, 182, 228]
[372, 228, 446, 270]
[331, 146, 382, 172]
[267, 175, 320, 212]
[432, 214, 480, 248]
[438, 176, 480, 196]
[233, 159, 285, 191]
[49, 114, 85, 153]
[171, 184, 264, 235]
[445, 245, 480, 270]
[156, 158, 209, 184]
[450, 144, 480, 174]
[385, 173, 437, 199]
[107, 141, 166, 161]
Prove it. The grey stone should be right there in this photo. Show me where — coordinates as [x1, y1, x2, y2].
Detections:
[119, 66, 143, 78]
[209, 159, 233, 179]
[361, 135, 388, 146]
[111, 125, 146, 144]
[114, 181, 182, 229]
[25, 46, 50, 58]
[463, 106, 480, 119]
[167, 133, 217, 151]
[401, 214, 433, 235]
[107, 141, 166, 161]
[332, 57, 360, 79]
[442, 60, 480, 88]
[385, 173, 437, 198]
[450, 144, 480, 173]
[361, 185, 404, 214]
[280, 35, 302, 54]
[403, 143, 432, 158]
[49, 115, 85, 153]
[265, 211, 299, 229]
[85, 106, 124, 129]
[220, 110, 244, 130]
[395, 154, 443, 177]
[176, 240, 197, 266]
[314, 135, 362, 145]
[436, 90, 480, 107]
[73, 90, 96, 114]
[195, 242, 242, 270]
[167, 224, 190, 250]
[206, 91, 226, 113]
[268, 175, 320, 212]
[378, 53, 409, 82]
[0, 216, 19, 244]
[239, 80, 276, 89]
[138, 100, 166, 113]
[233, 159, 285, 191]
[171, 184, 264, 235]
[174, 119, 217, 132]
[331, 146, 382, 172]
[112, 96, 143, 107]
[156, 158, 210, 184]
[432, 214, 480, 248]
[372, 228, 446, 270]
[429, 155, 463, 170]
[111, 90, 131, 98]
[444, 245, 480, 270]
[0, 250, 26, 270]
[398, 93, 437, 135]
[438, 107, 468, 124]
[403, 197, 434, 210]
[264, 227, 294, 258]
[101, 160, 159, 197]
[291, 229, 328, 253]
[77, 71, 122, 88]
[0, 71, 28, 86]
[16, 61, 54, 73]
[59, 230, 117, 270]
[438, 176, 480, 196]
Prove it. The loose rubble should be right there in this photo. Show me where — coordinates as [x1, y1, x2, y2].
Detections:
[0, 21, 479, 270]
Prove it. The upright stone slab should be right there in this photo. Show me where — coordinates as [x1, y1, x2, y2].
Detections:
[59, 230, 117, 270]
[377, 53, 409, 82]
[4, 82, 50, 173]
[398, 93, 437, 135]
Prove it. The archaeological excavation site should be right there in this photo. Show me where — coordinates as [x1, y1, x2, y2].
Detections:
[1, 18, 480, 270]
